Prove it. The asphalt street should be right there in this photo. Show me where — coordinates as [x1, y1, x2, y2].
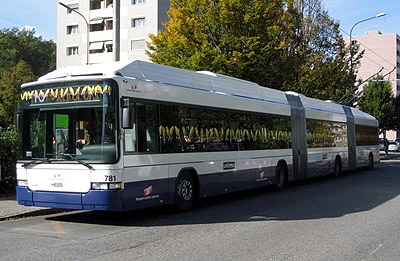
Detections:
[1, 156, 400, 260]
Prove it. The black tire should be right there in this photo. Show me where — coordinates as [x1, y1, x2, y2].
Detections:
[274, 163, 287, 191]
[333, 157, 342, 178]
[175, 172, 196, 210]
[368, 154, 374, 170]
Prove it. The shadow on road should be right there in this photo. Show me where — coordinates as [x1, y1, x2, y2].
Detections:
[48, 159, 400, 227]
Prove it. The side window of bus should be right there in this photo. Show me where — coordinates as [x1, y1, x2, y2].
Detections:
[159, 104, 178, 153]
[124, 104, 136, 153]
[137, 103, 159, 153]
[125, 102, 160, 153]
[306, 120, 348, 148]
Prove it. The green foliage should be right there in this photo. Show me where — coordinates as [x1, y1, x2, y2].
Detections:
[0, 28, 55, 128]
[0, 61, 35, 128]
[358, 76, 395, 133]
[0, 127, 19, 194]
[0, 28, 56, 77]
[148, 0, 358, 101]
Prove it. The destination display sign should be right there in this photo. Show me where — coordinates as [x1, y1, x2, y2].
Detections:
[20, 84, 112, 105]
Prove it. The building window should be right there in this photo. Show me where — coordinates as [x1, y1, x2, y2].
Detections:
[132, 18, 145, 28]
[90, 0, 101, 10]
[67, 25, 79, 35]
[67, 46, 79, 56]
[131, 39, 146, 50]
[106, 42, 113, 52]
[132, 0, 146, 4]
[106, 0, 113, 8]
[67, 3, 79, 13]
[105, 19, 113, 30]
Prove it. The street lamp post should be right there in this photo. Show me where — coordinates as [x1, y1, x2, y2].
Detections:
[349, 12, 386, 74]
[59, 2, 90, 65]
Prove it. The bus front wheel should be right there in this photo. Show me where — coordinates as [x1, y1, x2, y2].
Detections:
[175, 172, 196, 210]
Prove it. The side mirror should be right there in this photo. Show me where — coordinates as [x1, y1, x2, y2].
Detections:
[121, 98, 134, 129]
[122, 107, 133, 129]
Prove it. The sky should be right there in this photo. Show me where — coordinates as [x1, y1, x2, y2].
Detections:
[322, 0, 400, 36]
[0, 0, 399, 40]
[0, 0, 56, 40]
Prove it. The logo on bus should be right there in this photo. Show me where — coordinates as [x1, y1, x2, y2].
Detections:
[126, 84, 141, 93]
[135, 185, 160, 202]
[143, 185, 153, 197]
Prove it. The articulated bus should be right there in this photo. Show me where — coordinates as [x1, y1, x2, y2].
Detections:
[16, 60, 379, 211]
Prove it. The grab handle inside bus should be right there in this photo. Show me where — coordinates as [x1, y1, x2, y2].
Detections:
[121, 98, 134, 129]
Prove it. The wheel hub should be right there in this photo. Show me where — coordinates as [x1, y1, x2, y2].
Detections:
[178, 180, 193, 201]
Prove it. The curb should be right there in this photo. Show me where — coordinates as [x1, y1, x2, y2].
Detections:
[0, 208, 67, 222]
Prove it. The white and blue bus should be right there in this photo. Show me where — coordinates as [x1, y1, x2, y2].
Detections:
[16, 60, 379, 211]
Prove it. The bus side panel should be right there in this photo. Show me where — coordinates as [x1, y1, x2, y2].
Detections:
[197, 168, 275, 198]
[121, 164, 171, 211]
[197, 157, 291, 198]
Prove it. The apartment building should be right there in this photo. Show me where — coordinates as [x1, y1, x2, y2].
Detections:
[345, 31, 400, 139]
[57, 0, 170, 68]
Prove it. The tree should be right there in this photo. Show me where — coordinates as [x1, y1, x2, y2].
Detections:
[0, 61, 35, 128]
[358, 76, 395, 135]
[293, 0, 362, 101]
[148, 0, 359, 101]
[0, 28, 55, 128]
[0, 28, 55, 78]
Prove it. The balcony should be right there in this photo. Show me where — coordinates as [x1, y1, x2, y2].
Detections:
[89, 52, 113, 64]
[90, 0, 113, 10]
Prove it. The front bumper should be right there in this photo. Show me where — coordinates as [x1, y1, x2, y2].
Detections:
[16, 186, 124, 211]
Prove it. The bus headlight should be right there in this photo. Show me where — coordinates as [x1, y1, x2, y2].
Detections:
[17, 180, 28, 187]
[91, 182, 123, 190]
[108, 183, 123, 190]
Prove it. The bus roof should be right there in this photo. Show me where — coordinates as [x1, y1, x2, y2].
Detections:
[25, 60, 377, 125]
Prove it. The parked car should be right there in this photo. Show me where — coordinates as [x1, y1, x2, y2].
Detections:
[388, 140, 400, 152]
[379, 138, 387, 151]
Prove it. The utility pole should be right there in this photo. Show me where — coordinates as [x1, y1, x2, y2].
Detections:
[113, 0, 120, 62]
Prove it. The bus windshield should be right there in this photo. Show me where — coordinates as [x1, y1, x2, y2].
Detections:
[19, 80, 118, 163]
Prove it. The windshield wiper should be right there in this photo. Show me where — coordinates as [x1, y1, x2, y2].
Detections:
[62, 153, 94, 170]
[22, 158, 51, 168]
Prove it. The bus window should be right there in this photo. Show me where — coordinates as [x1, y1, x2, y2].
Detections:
[28, 111, 46, 158]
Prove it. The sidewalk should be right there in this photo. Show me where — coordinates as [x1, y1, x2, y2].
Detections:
[0, 196, 47, 221]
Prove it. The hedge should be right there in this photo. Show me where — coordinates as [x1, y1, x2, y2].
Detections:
[0, 127, 19, 195]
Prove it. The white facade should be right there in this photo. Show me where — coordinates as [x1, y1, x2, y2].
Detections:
[57, 0, 170, 68]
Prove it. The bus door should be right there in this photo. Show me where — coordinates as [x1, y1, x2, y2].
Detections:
[54, 114, 70, 158]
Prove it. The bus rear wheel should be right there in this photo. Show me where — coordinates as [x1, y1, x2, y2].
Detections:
[175, 172, 196, 210]
[274, 163, 287, 191]
[333, 157, 342, 178]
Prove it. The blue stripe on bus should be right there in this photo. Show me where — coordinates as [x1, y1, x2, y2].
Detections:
[16, 166, 281, 211]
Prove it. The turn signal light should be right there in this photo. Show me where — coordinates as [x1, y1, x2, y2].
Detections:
[17, 180, 28, 187]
